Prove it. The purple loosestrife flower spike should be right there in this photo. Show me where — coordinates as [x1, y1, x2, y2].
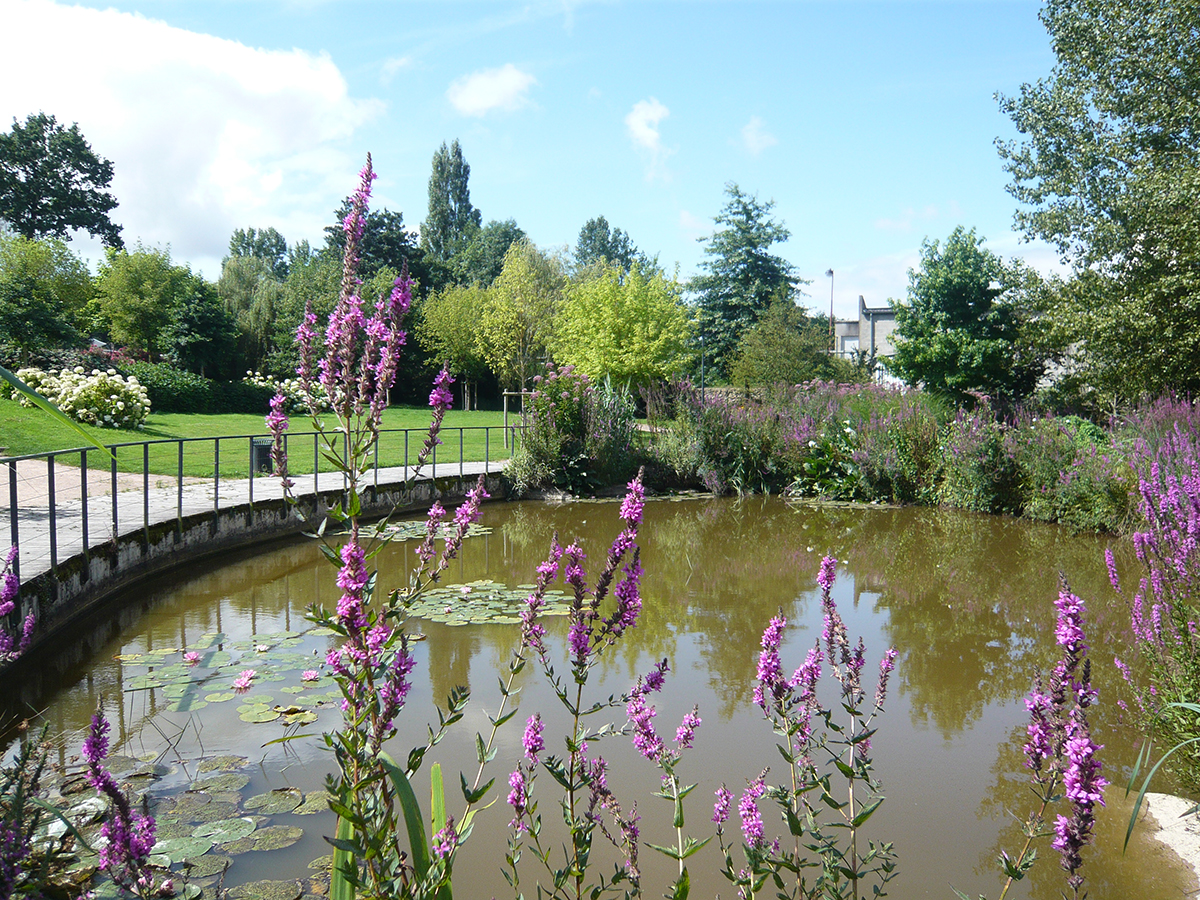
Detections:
[83, 710, 162, 894]
[675, 705, 701, 749]
[523, 714, 544, 761]
[266, 393, 293, 490]
[713, 785, 733, 826]
[738, 774, 767, 850]
[875, 647, 898, 709]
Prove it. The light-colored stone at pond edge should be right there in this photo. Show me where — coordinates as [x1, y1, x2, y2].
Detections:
[1145, 792, 1200, 889]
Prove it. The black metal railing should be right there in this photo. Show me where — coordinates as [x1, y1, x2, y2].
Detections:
[1, 425, 524, 583]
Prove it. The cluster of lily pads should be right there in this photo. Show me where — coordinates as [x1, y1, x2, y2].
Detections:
[42, 751, 334, 900]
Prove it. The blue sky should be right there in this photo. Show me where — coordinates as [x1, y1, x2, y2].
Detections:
[2, 0, 1062, 318]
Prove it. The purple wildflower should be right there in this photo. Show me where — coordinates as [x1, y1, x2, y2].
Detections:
[713, 785, 733, 826]
[83, 711, 163, 894]
[875, 647, 898, 709]
[522, 714, 544, 761]
[738, 774, 767, 850]
[431, 816, 458, 860]
[619, 475, 645, 526]
[674, 705, 701, 749]
[507, 767, 530, 831]
[265, 393, 292, 489]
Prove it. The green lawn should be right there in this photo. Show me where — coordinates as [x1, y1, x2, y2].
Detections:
[0, 399, 522, 478]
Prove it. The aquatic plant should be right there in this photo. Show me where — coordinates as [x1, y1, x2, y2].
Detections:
[83, 710, 172, 898]
[0, 549, 33, 663]
[962, 577, 1105, 900]
[1110, 421, 1200, 780]
[712, 557, 898, 900]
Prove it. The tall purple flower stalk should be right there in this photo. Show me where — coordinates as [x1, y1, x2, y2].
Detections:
[1005, 577, 1106, 900]
[82, 711, 167, 897]
[0, 548, 34, 663]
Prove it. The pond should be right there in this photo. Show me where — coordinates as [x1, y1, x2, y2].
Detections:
[7, 496, 1195, 900]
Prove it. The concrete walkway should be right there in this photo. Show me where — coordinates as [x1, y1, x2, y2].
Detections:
[2, 456, 506, 583]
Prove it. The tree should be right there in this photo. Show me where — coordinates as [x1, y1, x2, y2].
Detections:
[997, 0, 1200, 397]
[0, 234, 91, 359]
[478, 240, 563, 390]
[95, 245, 199, 357]
[885, 227, 1042, 402]
[728, 298, 851, 388]
[162, 279, 237, 378]
[218, 255, 283, 373]
[324, 202, 429, 290]
[690, 183, 800, 375]
[453, 218, 525, 287]
[574, 216, 643, 272]
[555, 261, 692, 388]
[422, 140, 482, 263]
[228, 226, 289, 280]
[416, 284, 489, 408]
[0, 113, 123, 248]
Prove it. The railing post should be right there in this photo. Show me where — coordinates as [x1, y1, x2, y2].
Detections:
[177, 441, 184, 540]
[47, 454, 56, 576]
[485, 427, 490, 471]
[374, 435, 379, 494]
[80, 449, 89, 560]
[143, 443, 150, 546]
[248, 435, 254, 506]
[460, 429, 464, 478]
[405, 430, 409, 476]
[8, 459, 18, 580]
[314, 433, 319, 497]
[213, 438, 220, 530]
[110, 446, 118, 540]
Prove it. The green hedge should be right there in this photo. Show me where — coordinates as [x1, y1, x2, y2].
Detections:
[119, 361, 274, 415]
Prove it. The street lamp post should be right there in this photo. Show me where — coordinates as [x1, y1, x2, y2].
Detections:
[825, 268, 835, 353]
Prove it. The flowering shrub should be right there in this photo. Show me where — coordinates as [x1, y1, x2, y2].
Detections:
[243, 370, 329, 414]
[9, 366, 149, 429]
[937, 404, 1022, 514]
[509, 364, 637, 494]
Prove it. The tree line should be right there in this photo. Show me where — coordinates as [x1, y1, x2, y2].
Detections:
[3, 0, 1198, 413]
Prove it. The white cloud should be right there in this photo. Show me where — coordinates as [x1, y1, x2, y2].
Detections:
[625, 97, 672, 181]
[446, 64, 537, 117]
[740, 116, 777, 156]
[380, 55, 413, 85]
[0, 0, 383, 277]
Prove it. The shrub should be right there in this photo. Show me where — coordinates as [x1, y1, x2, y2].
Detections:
[508, 365, 637, 495]
[1012, 414, 1133, 532]
[855, 394, 944, 504]
[10, 366, 150, 429]
[937, 405, 1022, 514]
[118, 360, 214, 413]
[243, 370, 329, 414]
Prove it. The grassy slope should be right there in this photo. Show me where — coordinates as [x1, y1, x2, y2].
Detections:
[0, 398, 517, 477]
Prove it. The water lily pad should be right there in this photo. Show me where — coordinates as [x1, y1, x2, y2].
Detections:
[308, 627, 336, 636]
[281, 710, 318, 726]
[182, 856, 232, 879]
[153, 835, 214, 861]
[204, 692, 236, 703]
[229, 880, 303, 900]
[166, 697, 208, 713]
[240, 707, 280, 724]
[244, 789, 302, 815]
[216, 836, 255, 856]
[193, 817, 256, 843]
[294, 791, 332, 816]
[279, 685, 305, 694]
[191, 773, 250, 793]
[198, 755, 249, 773]
[153, 821, 194, 841]
[190, 800, 239, 824]
[405, 580, 571, 624]
[308, 855, 332, 871]
[251, 825, 304, 851]
[115, 652, 147, 663]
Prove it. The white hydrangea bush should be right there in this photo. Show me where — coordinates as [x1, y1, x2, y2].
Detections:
[9, 367, 151, 429]
[243, 370, 331, 413]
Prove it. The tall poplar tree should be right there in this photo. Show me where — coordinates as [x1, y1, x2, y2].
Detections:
[690, 183, 800, 375]
[422, 140, 482, 263]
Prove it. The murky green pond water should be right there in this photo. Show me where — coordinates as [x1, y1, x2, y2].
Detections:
[8, 497, 1196, 899]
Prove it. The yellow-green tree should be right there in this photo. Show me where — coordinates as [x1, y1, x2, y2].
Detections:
[478, 240, 563, 390]
[555, 262, 692, 389]
[416, 283, 488, 408]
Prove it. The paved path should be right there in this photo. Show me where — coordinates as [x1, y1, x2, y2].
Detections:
[2, 457, 506, 583]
